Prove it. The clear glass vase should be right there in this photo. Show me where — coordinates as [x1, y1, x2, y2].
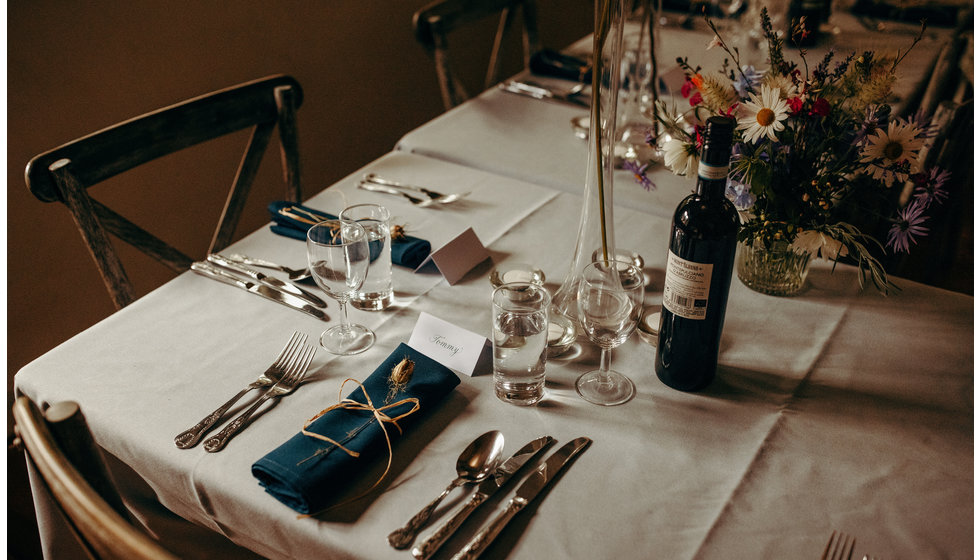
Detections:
[550, 0, 630, 352]
[736, 240, 813, 296]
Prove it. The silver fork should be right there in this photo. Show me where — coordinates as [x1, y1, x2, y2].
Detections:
[174, 331, 307, 449]
[822, 531, 856, 560]
[225, 253, 311, 281]
[361, 173, 469, 204]
[357, 181, 438, 207]
[202, 342, 317, 452]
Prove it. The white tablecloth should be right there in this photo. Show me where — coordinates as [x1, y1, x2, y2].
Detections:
[16, 148, 973, 559]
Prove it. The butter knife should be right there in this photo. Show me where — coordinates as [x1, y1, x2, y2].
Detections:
[450, 437, 592, 560]
[498, 80, 590, 108]
[412, 436, 555, 560]
[190, 261, 329, 321]
[206, 253, 326, 308]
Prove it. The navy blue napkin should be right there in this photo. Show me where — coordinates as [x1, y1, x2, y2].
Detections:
[251, 343, 460, 515]
[268, 201, 432, 269]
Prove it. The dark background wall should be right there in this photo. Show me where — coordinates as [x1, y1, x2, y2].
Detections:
[6, 2, 593, 558]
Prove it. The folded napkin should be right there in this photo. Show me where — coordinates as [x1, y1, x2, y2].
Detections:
[529, 48, 592, 82]
[268, 201, 432, 269]
[251, 343, 460, 515]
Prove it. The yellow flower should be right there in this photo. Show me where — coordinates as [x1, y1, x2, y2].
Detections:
[859, 120, 924, 185]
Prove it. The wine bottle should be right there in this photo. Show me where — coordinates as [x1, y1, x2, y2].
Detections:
[655, 116, 739, 392]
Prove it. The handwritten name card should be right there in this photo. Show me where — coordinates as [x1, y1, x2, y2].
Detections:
[408, 312, 490, 376]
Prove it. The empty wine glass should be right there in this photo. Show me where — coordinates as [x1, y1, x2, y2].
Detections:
[307, 219, 375, 355]
[576, 260, 645, 405]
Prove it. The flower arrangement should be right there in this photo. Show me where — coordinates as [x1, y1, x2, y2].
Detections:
[634, 8, 950, 294]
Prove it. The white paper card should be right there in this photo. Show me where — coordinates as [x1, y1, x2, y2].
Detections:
[408, 312, 490, 376]
[415, 227, 490, 285]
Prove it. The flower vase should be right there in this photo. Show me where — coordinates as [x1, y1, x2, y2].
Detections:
[550, 0, 630, 352]
[615, 2, 661, 165]
[735, 240, 813, 296]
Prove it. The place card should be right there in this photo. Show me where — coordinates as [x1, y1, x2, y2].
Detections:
[416, 227, 491, 285]
[408, 312, 491, 376]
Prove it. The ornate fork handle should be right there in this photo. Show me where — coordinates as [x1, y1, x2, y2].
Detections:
[412, 492, 488, 560]
[174, 385, 255, 449]
[451, 498, 527, 560]
[202, 390, 277, 453]
[388, 478, 463, 549]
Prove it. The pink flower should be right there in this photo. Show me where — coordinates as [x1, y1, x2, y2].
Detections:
[809, 98, 830, 116]
[689, 91, 703, 107]
[788, 97, 804, 115]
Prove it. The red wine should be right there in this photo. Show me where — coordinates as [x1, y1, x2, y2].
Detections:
[656, 116, 739, 392]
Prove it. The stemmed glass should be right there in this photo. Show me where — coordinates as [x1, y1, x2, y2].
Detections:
[576, 260, 645, 406]
[306, 219, 375, 355]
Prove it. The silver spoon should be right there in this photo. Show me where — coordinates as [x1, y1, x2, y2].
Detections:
[387, 430, 505, 549]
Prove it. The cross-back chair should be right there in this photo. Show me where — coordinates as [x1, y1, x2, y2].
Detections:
[12, 396, 179, 560]
[25, 74, 304, 309]
[413, 0, 542, 110]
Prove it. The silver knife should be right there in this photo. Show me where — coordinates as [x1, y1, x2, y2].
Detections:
[498, 80, 590, 108]
[450, 437, 592, 560]
[190, 261, 329, 321]
[206, 253, 326, 308]
[411, 436, 555, 560]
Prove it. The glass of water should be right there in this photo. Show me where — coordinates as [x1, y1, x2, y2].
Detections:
[491, 282, 551, 406]
[339, 203, 393, 311]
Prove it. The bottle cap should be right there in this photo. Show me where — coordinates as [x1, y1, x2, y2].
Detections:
[704, 116, 735, 145]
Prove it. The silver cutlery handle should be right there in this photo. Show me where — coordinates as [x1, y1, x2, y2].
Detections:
[202, 391, 274, 452]
[388, 479, 462, 549]
[412, 491, 488, 560]
[225, 254, 284, 271]
[357, 182, 427, 205]
[451, 498, 526, 560]
[174, 386, 254, 448]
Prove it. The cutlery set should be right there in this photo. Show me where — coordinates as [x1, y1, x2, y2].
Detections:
[191, 253, 328, 321]
[174, 331, 317, 452]
[390, 433, 590, 560]
[498, 79, 590, 108]
[358, 173, 470, 207]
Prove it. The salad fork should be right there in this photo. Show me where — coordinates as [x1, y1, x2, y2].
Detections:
[224, 254, 311, 281]
[203, 342, 317, 452]
[174, 331, 307, 449]
[822, 530, 856, 560]
[361, 173, 470, 204]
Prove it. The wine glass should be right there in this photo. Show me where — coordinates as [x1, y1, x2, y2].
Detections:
[306, 219, 375, 355]
[576, 260, 645, 406]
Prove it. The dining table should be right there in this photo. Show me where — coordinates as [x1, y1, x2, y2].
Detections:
[15, 12, 972, 560]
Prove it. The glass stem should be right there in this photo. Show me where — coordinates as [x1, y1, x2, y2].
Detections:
[598, 348, 613, 382]
[338, 300, 351, 335]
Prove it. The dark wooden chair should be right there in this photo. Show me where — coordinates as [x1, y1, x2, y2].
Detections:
[12, 396, 179, 560]
[413, 0, 542, 110]
[25, 74, 304, 309]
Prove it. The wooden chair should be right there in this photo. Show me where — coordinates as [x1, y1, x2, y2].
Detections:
[25, 74, 304, 309]
[11, 396, 179, 560]
[414, 0, 542, 110]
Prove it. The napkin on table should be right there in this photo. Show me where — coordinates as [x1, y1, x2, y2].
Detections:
[267, 201, 432, 269]
[251, 343, 460, 515]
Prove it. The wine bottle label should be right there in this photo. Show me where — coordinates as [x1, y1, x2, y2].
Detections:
[697, 162, 728, 181]
[663, 251, 714, 320]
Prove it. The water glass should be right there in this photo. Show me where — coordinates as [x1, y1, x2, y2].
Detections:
[339, 203, 393, 311]
[491, 282, 551, 406]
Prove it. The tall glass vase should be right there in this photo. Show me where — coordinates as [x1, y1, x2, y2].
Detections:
[550, 0, 630, 353]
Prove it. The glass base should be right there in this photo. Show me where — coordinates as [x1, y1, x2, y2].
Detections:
[350, 289, 393, 311]
[736, 241, 812, 296]
[575, 370, 635, 406]
[319, 324, 375, 355]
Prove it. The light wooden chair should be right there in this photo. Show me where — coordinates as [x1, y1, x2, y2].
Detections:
[12, 396, 179, 560]
[25, 74, 304, 309]
[413, 0, 542, 110]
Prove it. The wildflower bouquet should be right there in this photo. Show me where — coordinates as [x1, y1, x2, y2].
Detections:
[642, 8, 950, 294]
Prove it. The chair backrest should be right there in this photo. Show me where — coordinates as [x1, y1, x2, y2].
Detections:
[12, 396, 179, 560]
[414, 0, 542, 110]
[25, 74, 304, 309]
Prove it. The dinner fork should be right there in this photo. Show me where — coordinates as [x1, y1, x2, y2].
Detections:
[361, 174, 469, 204]
[357, 181, 438, 207]
[224, 254, 311, 281]
[174, 331, 307, 449]
[202, 342, 317, 452]
[822, 530, 856, 560]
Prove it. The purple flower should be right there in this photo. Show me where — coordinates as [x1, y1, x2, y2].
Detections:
[852, 106, 884, 146]
[726, 180, 756, 210]
[886, 198, 930, 253]
[623, 159, 656, 191]
[735, 65, 763, 97]
[912, 167, 951, 208]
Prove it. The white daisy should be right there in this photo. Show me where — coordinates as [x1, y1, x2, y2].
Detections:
[792, 230, 849, 259]
[737, 85, 790, 143]
[859, 120, 924, 186]
[662, 137, 698, 176]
